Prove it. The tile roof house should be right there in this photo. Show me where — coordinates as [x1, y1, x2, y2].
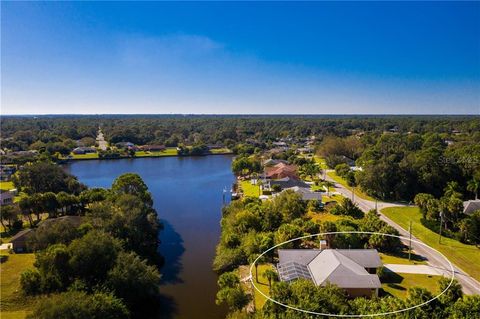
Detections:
[265, 163, 298, 180]
[463, 200, 480, 215]
[277, 249, 382, 298]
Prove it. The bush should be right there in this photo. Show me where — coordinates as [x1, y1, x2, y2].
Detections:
[20, 269, 42, 295]
[27, 291, 129, 319]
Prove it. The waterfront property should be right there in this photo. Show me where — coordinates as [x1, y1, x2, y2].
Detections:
[277, 249, 382, 298]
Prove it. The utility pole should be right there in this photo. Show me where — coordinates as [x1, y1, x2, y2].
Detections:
[352, 186, 355, 202]
[408, 220, 412, 261]
[375, 199, 378, 212]
[439, 211, 443, 244]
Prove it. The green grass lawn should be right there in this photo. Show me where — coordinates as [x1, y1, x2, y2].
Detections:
[0, 252, 37, 318]
[382, 206, 480, 281]
[210, 148, 233, 154]
[313, 156, 328, 170]
[308, 211, 342, 224]
[69, 152, 99, 159]
[240, 180, 261, 198]
[326, 171, 375, 201]
[250, 264, 275, 309]
[0, 181, 15, 191]
[379, 250, 427, 265]
[381, 272, 440, 299]
[135, 148, 178, 157]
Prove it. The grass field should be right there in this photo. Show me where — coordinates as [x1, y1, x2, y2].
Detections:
[382, 206, 480, 281]
[69, 152, 99, 159]
[0, 252, 37, 319]
[240, 180, 261, 198]
[250, 264, 275, 309]
[210, 148, 233, 154]
[379, 250, 427, 265]
[0, 181, 15, 191]
[381, 272, 440, 299]
[135, 148, 178, 157]
[326, 171, 375, 201]
[313, 156, 328, 169]
[308, 211, 342, 224]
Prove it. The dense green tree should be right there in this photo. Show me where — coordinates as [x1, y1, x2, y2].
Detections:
[111, 173, 153, 205]
[68, 231, 121, 286]
[27, 291, 129, 319]
[106, 251, 161, 311]
[13, 161, 85, 195]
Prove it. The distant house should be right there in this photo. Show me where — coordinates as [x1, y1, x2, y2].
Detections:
[10, 229, 34, 253]
[272, 141, 288, 147]
[116, 142, 137, 150]
[265, 177, 309, 191]
[277, 249, 382, 298]
[463, 200, 480, 215]
[296, 147, 313, 154]
[0, 165, 16, 181]
[0, 190, 14, 206]
[207, 144, 224, 150]
[72, 147, 96, 155]
[139, 145, 166, 152]
[263, 159, 289, 167]
[265, 163, 298, 180]
[278, 186, 322, 201]
[340, 156, 356, 167]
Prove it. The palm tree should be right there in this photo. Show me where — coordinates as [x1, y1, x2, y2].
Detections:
[444, 181, 461, 198]
[467, 178, 479, 200]
[262, 268, 279, 292]
[324, 181, 335, 197]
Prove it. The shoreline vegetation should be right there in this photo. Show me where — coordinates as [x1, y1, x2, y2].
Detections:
[59, 148, 233, 162]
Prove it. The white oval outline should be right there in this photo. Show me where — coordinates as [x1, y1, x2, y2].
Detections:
[249, 231, 455, 317]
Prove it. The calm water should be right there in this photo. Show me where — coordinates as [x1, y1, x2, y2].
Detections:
[67, 156, 234, 319]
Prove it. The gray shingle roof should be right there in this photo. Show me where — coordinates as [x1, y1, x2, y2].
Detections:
[464, 200, 480, 215]
[277, 249, 382, 289]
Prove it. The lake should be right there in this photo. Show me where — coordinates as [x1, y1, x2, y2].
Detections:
[67, 155, 234, 319]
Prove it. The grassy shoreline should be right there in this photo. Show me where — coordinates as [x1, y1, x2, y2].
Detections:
[62, 149, 233, 161]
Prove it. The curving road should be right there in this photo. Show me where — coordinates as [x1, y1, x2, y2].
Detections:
[325, 173, 480, 295]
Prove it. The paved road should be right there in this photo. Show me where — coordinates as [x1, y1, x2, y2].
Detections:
[325, 173, 480, 295]
[96, 129, 108, 151]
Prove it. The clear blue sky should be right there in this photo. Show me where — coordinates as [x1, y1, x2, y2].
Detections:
[2, 1, 479, 115]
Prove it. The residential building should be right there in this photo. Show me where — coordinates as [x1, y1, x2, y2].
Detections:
[265, 163, 298, 180]
[277, 249, 382, 298]
[0, 190, 14, 206]
[72, 147, 97, 154]
[274, 186, 322, 201]
[10, 229, 34, 253]
[139, 144, 166, 152]
[463, 200, 480, 215]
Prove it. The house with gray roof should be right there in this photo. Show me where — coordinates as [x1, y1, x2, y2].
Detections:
[463, 200, 480, 215]
[277, 249, 382, 298]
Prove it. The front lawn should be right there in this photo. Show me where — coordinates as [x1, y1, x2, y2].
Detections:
[382, 206, 480, 281]
[0, 252, 37, 318]
[135, 148, 178, 157]
[381, 272, 440, 299]
[69, 152, 99, 159]
[379, 250, 427, 265]
[307, 211, 342, 224]
[240, 180, 261, 198]
[0, 181, 14, 191]
[210, 148, 233, 154]
[250, 264, 275, 310]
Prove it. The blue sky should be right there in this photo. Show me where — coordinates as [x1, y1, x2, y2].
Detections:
[1, 1, 479, 115]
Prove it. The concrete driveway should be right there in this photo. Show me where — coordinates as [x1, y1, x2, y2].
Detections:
[384, 264, 449, 276]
